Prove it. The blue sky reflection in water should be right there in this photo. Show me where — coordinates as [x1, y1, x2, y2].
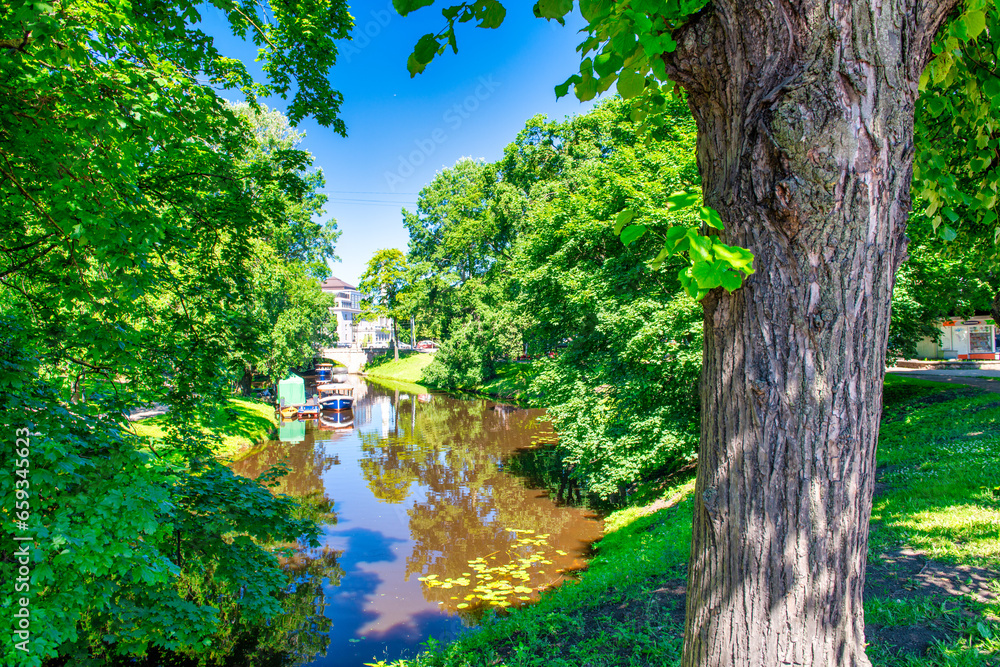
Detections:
[229, 379, 604, 666]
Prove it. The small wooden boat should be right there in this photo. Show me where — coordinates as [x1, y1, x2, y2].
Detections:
[280, 406, 298, 419]
[297, 404, 321, 419]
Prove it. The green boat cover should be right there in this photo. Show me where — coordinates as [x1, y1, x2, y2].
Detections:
[278, 420, 305, 443]
[278, 373, 306, 406]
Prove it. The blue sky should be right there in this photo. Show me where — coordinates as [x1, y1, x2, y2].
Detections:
[205, 1, 600, 286]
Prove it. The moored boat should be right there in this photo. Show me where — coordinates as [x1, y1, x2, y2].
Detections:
[297, 404, 321, 419]
[318, 395, 353, 411]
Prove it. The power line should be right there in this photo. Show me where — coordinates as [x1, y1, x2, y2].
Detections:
[320, 190, 422, 195]
[326, 198, 418, 207]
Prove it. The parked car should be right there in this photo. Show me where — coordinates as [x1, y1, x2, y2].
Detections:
[416, 340, 438, 350]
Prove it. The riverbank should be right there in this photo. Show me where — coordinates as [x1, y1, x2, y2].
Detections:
[363, 350, 435, 383]
[375, 374, 999, 667]
[131, 397, 277, 459]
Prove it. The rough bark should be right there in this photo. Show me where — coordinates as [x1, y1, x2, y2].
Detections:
[239, 368, 253, 397]
[661, 0, 959, 664]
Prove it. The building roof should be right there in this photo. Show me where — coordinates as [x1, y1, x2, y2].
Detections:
[320, 276, 357, 291]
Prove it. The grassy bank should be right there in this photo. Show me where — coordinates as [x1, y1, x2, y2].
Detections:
[478, 362, 542, 404]
[364, 350, 435, 383]
[376, 375, 999, 667]
[131, 397, 277, 459]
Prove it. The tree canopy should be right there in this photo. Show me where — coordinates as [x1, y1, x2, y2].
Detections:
[1, 0, 351, 662]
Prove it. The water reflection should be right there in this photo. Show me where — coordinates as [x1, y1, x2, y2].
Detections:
[229, 379, 603, 667]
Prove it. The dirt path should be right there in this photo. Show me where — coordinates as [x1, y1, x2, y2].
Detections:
[127, 403, 169, 421]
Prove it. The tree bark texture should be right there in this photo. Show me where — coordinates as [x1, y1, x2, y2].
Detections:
[663, 0, 958, 664]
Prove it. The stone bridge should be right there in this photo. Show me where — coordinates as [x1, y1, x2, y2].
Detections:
[319, 347, 380, 374]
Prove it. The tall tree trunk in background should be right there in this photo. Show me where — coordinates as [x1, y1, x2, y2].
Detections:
[392, 318, 399, 361]
[410, 314, 417, 349]
[664, 0, 957, 663]
[239, 368, 252, 397]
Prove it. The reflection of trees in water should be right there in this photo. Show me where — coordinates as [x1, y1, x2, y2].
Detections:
[125, 546, 344, 667]
[357, 384, 599, 613]
[230, 430, 341, 499]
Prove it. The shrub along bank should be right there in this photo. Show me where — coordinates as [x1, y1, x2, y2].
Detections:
[368, 375, 999, 667]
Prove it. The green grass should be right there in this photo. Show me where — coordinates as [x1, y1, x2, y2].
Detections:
[365, 376, 431, 395]
[363, 350, 435, 383]
[869, 375, 1000, 666]
[874, 376, 1000, 566]
[370, 373, 1000, 667]
[131, 397, 277, 459]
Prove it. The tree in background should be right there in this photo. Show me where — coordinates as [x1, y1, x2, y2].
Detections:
[412, 98, 704, 496]
[359, 248, 411, 360]
[0, 0, 350, 662]
[224, 103, 340, 392]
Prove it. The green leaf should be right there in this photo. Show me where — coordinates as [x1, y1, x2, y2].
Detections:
[940, 225, 957, 241]
[648, 245, 670, 270]
[535, 0, 573, 20]
[691, 259, 724, 289]
[393, 0, 434, 16]
[688, 232, 713, 262]
[713, 242, 755, 273]
[579, 0, 613, 22]
[594, 51, 623, 77]
[555, 74, 581, 99]
[667, 191, 701, 211]
[720, 269, 743, 292]
[964, 10, 987, 40]
[620, 224, 647, 247]
[678, 266, 698, 298]
[616, 69, 645, 99]
[575, 72, 599, 101]
[699, 206, 723, 230]
[613, 209, 636, 234]
[665, 226, 689, 253]
[413, 33, 440, 65]
[477, 1, 506, 28]
[407, 53, 428, 77]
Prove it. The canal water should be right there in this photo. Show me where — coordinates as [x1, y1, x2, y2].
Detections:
[229, 378, 604, 667]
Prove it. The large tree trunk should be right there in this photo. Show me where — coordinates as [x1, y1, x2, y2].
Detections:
[664, 1, 958, 664]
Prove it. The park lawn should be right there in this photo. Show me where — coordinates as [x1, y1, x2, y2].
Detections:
[375, 374, 999, 667]
[131, 397, 277, 459]
[364, 350, 435, 383]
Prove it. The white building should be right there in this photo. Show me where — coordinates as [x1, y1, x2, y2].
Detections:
[915, 315, 998, 360]
[320, 276, 394, 347]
